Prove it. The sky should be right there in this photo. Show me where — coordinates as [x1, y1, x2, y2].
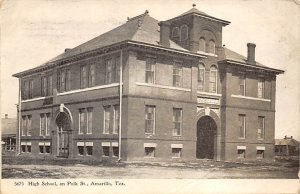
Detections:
[1, 0, 299, 140]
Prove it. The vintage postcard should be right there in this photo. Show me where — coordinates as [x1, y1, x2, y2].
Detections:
[1, 0, 299, 194]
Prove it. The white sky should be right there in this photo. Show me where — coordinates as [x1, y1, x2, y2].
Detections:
[1, 0, 299, 140]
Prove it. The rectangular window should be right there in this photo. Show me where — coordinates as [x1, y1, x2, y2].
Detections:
[113, 105, 120, 134]
[115, 57, 120, 82]
[258, 116, 265, 139]
[87, 108, 93, 134]
[209, 68, 217, 93]
[105, 59, 113, 84]
[21, 142, 32, 153]
[145, 57, 156, 84]
[39, 142, 51, 154]
[86, 143, 93, 156]
[173, 108, 182, 136]
[40, 113, 51, 136]
[103, 106, 110, 134]
[112, 146, 119, 157]
[102, 146, 110, 157]
[46, 114, 51, 136]
[22, 116, 27, 136]
[22, 115, 31, 136]
[145, 106, 155, 134]
[258, 78, 265, 98]
[79, 109, 86, 134]
[29, 80, 33, 99]
[41, 75, 53, 97]
[58, 69, 70, 92]
[145, 147, 155, 157]
[89, 64, 96, 87]
[23, 80, 29, 100]
[40, 114, 45, 136]
[238, 114, 246, 138]
[239, 75, 246, 96]
[257, 150, 264, 159]
[80, 66, 88, 89]
[198, 66, 205, 91]
[21, 145, 26, 153]
[172, 148, 182, 158]
[237, 149, 245, 158]
[173, 61, 182, 87]
[78, 146, 84, 155]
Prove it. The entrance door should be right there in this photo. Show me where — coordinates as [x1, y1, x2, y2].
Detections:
[56, 112, 70, 158]
[58, 127, 69, 157]
[196, 116, 217, 159]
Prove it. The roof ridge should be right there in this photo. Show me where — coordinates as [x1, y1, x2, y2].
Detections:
[127, 10, 149, 22]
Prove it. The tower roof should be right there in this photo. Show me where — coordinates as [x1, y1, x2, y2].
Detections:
[169, 6, 230, 26]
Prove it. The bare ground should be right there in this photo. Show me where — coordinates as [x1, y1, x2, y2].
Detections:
[2, 156, 299, 179]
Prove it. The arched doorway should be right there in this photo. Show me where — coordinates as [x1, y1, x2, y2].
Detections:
[196, 116, 217, 159]
[56, 112, 71, 158]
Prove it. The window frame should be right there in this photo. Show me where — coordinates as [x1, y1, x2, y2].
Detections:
[113, 105, 120, 134]
[180, 25, 188, 41]
[171, 148, 182, 158]
[172, 61, 183, 87]
[145, 57, 156, 84]
[199, 37, 206, 52]
[145, 105, 156, 134]
[103, 106, 111, 134]
[79, 108, 86, 135]
[238, 114, 246, 139]
[258, 78, 265, 98]
[172, 27, 179, 38]
[208, 39, 216, 54]
[144, 147, 155, 158]
[173, 108, 182, 136]
[87, 108, 93, 134]
[239, 74, 246, 96]
[105, 58, 114, 84]
[237, 149, 246, 158]
[209, 65, 217, 93]
[198, 63, 205, 91]
[257, 116, 265, 139]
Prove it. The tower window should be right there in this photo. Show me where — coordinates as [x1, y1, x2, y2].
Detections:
[180, 25, 188, 41]
[208, 40, 216, 54]
[199, 37, 206, 52]
[172, 27, 179, 37]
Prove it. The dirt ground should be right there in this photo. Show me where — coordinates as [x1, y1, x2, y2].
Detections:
[2, 156, 299, 179]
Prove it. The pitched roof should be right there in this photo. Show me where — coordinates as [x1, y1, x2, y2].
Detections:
[222, 47, 266, 67]
[169, 7, 230, 26]
[45, 12, 187, 64]
[1, 118, 17, 135]
[220, 47, 284, 73]
[275, 138, 300, 146]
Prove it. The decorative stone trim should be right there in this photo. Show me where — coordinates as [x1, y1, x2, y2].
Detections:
[231, 94, 271, 102]
[136, 82, 191, 92]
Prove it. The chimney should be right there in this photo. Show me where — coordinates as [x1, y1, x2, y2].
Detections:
[158, 21, 171, 47]
[246, 43, 256, 64]
[291, 136, 293, 139]
[5, 114, 8, 119]
[65, 48, 71, 52]
[284, 135, 287, 139]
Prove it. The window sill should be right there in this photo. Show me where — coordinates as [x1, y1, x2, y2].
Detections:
[144, 156, 155, 158]
[22, 96, 47, 103]
[102, 155, 109, 157]
[231, 95, 271, 102]
[136, 82, 191, 92]
[172, 157, 181, 159]
[197, 91, 222, 97]
[58, 83, 121, 96]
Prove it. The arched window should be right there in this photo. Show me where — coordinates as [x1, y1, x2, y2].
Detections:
[180, 25, 188, 41]
[199, 37, 206, 52]
[208, 40, 216, 54]
[198, 63, 205, 91]
[209, 65, 217, 93]
[172, 27, 179, 37]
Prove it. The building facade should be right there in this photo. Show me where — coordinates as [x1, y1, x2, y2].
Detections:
[13, 6, 283, 162]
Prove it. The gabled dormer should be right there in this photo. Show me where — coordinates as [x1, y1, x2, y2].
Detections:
[167, 4, 230, 55]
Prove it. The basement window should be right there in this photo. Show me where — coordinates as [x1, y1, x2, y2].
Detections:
[112, 146, 119, 157]
[257, 150, 264, 159]
[145, 147, 155, 158]
[172, 148, 182, 158]
[102, 146, 110, 157]
[237, 149, 246, 158]
[77, 142, 84, 156]
[86, 146, 93, 156]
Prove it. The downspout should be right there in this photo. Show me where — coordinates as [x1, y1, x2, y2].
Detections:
[17, 78, 22, 155]
[118, 49, 123, 161]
